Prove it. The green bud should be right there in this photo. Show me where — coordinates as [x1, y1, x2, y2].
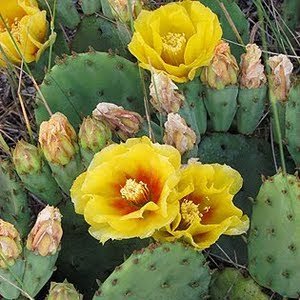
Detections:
[13, 140, 42, 175]
[79, 117, 112, 153]
[47, 280, 82, 300]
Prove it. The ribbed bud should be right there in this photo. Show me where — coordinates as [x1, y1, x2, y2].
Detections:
[13, 140, 42, 175]
[108, 0, 142, 22]
[268, 54, 293, 101]
[39, 113, 78, 165]
[93, 102, 143, 140]
[201, 41, 239, 89]
[47, 280, 82, 300]
[150, 71, 184, 114]
[163, 113, 197, 154]
[240, 44, 267, 89]
[79, 117, 112, 152]
[26, 206, 63, 256]
[0, 219, 22, 269]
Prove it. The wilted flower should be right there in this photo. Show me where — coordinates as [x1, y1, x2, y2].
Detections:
[0, 219, 22, 268]
[79, 116, 112, 153]
[201, 41, 239, 89]
[71, 136, 182, 243]
[26, 206, 63, 256]
[39, 113, 78, 165]
[163, 113, 197, 155]
[128, 0, 222, 83]
[150, 71, 184, 114]
[154, 162, 249, 250]
[240, 44, 266, 89]
[93, 102, 143, 140]
[47, 280, 82, 300]
[268, 54, 293, 101]
[13, 140, 41, 175]
[0, 0, 52, 66]
[108, 0, 142, 22]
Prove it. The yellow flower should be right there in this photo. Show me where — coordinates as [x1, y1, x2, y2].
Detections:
[154, 162, 249, 250]
[128, 0, 222, 83]
[0, 0, 51, 66]
[71, 136, 182, 243]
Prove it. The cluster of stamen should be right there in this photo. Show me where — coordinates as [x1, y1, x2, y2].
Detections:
[162, 32, 186, 65]
[120, 179, 149, 204]
[0, 18, 21, 42]
[180, 199, 211, 226]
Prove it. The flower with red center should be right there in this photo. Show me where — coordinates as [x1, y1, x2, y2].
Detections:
[70, 136, 182, 243]
[154, 162, 249, 249]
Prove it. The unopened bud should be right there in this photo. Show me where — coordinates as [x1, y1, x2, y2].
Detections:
[150, 71, 184, 113]
[26, 206, 63, 256]
[201, 41, 239, 89]
[13, 140, 42, 175]
[240, 44, 266, 89]
[268, 54, 293, 101]
[163, 113, 197, 155]
[39, 113, 78, 165]
[47, 280, 82, 300]
[0, 219, 22, 268]
[93, 102, 143, 140]
[108, 0, 142, 22]
[79, 117, 112, 152]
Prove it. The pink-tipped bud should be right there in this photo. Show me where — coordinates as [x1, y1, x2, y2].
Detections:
[163, 113, 197, 155]
[26, 206, 63, 256]
[0, 219, 22, 268]
[201, 41, 239, 90]
[93, 102, 143, 140]
[150, 71, 184, 114]
[39, 113, 78, 165]
[240, 44, 267, 89]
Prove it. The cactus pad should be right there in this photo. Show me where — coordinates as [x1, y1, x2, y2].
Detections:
[94, 242, 211, 300]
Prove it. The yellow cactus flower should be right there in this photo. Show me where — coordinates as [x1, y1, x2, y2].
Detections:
[0, 0, 51, 66]
[128, 0, 222, 83]
[71, 136, 182, 243]
[154, 162, 249, 250]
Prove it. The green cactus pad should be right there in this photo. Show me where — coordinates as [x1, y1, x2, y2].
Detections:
[236, 85, 267, 135]
[0, 160, 31, 238]
[93, 242, 211, 300]
[209, 268, 268, 300]
[286, 79, 300, 166]
[81, 0, 101, 15]
[248, 173, 300, 298]
[0, 259, 25, 299]
[198, 133, 293, 264]
[71, 16, 130, 58]
[35, 52, 146, 129]
[204, 86, 238, 132]
[22, 249, 59, 298]
[271, 101, 286, 144]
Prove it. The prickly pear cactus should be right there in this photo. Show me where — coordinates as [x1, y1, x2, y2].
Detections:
[35, 52, 146, 129]
[93, 242, 211, 300]
[248, 172, 300, 298]
[209, 268, 268, 300]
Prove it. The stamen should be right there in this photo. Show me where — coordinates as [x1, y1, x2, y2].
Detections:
[120, 179, 149, 204]
[162, 32, 186, 65]
[180, 199, 200, 226]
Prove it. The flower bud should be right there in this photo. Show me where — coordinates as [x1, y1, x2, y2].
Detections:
[26, 206, 63, 256]
[268, 54, 293, 101]
[163, 113, 197, 154]
[201, 41, 239, 89]
[13, 140, 42, 175]
[79, 117, 112, 152]
[108, 0, 142, 22]
[0, 219, 22, 268]
[150, 71, 184, 114]
[93, 102, 143, 140]
[47, 280, 82, 300]
[240, 44, 267, 89]
[39, 113, 78, 165]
